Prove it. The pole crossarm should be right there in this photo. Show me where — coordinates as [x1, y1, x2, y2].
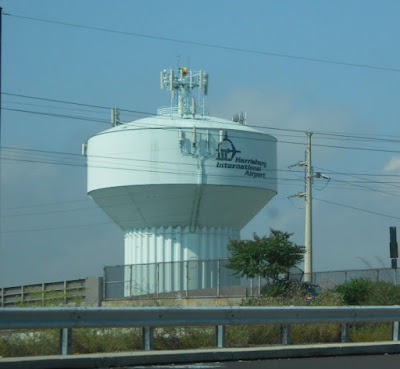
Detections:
[287, 192, 305, 199]
[1, 306, 400, 330]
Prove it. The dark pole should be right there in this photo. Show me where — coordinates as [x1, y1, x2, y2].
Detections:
[0, 7, 3, 252]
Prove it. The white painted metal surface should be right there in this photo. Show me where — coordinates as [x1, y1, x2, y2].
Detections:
[87, 116, 276, 228]
[85, 68, 277, 295]
[124, 226, 239, 294]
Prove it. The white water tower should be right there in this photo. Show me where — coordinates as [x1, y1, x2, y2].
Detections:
[84, 67, 277, 295]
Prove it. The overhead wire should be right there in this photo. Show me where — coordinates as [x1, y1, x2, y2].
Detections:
[4, 145, 399, 192]
[4, 12, 400, 73]
[1, 220, 115, 234]
[2, 198, 91, 211]
[4, 92, 400, 152]
[314, 198, 400, 221]
[2, 92, 152, 116]
[2, 13, 400, 236]
[6, 103, 400, 155]
[314, 165, 400, 195]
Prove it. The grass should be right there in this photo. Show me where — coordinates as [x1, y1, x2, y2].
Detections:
[0, 330, 60, 357]
[349, 323, 393, 343]
[0, 283, 398, 357]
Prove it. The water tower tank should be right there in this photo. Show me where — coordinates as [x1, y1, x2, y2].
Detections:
[85, 68, 277, 295]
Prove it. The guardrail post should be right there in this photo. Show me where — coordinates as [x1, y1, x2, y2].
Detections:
[215, 325, 226, 348]
[217, 260, 221, 297]
[41, 283, 45, 306]
[185, 261, 189, 298]
[392, 321, 400, 341]
[63, 281, 67, 305]
[142, 327, 154, 350]
[103, 267, 107, 301]
[156, 263, 160, 298]
[280, 324, 291, 345]
[59, 328, 72, 355]
[341, 323, 349, 343]
[129, 264, 133, 297]
[20, 285, 24, 304]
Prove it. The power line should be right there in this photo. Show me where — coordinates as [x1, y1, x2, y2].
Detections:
[314, 197, 400, 221]
[331, 178, 400, 198]
[2, 145, 400, 194]
[2, 145, 300, 173]
[1, 220, 115, 234]
[2, 92, 151, 116]
[3, 99, 112, 115]
[5, 92, 400, 151]
[5, 145, 399, 193]
[0, 205, 97, 218]
[8, 104, 400, 155]
[2, 198, 90, 211]
[0, 155, 287, 183]
[4, 12, 400, 73]
[314, 168, 400, 178]
[4, 91, 400, 142]
[314, 165, 400, 195]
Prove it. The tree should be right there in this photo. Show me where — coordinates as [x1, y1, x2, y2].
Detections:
[225, 229, 305, 283]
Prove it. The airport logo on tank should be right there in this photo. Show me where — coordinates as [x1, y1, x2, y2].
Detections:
[216, 136, 267, 179]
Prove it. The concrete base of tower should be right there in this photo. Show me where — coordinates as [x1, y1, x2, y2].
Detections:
[123, 226, 240, 296]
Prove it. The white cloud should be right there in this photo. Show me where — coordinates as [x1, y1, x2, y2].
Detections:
[383, 157, 400, 173]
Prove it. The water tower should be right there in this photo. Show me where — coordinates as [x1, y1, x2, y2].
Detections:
[84, 67, 277, 295]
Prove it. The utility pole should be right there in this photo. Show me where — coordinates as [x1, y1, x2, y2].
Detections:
[288, 132, 313, 283]
[289, 132, 330, 283]
[0, 7, 3, 255]
[304, 132, 313, 283]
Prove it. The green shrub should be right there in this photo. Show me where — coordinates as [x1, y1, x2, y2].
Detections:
[370, 281, 400, 305]
[244, 286, 342, 307]
[335, 278, 373, 305]
[335, 278, 400, 305]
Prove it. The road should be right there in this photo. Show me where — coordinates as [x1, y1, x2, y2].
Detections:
[124, 354, 400, 369]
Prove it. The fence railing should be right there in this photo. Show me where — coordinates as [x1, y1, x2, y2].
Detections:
[0, 306, 399, 355]
[0, 277, 103, 307]
[103, 259, 399, 301]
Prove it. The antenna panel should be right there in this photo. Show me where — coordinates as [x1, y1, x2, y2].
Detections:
[160, 71, 164, 90]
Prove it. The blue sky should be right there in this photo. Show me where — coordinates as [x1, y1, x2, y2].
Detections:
[1, 0, 400, 287]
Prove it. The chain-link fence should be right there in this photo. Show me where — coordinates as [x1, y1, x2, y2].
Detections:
[312, 267, 399, 288]
[103, 260, 399, 301]
[104, 259, 303, 300]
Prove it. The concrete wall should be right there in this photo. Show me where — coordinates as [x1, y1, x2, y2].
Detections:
[102, 297, 243, 308]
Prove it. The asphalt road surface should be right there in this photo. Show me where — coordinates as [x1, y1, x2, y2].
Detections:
[122, 354, 400, 369]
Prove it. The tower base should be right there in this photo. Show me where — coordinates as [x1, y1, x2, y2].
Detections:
[124, 226, 239, 296]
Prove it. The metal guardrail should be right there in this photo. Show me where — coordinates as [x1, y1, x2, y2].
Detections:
[1, 306, 400, 355]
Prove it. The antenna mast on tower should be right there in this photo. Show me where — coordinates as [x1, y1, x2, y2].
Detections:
[160, 68, 208, 118]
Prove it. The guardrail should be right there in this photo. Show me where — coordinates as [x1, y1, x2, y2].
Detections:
[1, 306, 399, 355]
